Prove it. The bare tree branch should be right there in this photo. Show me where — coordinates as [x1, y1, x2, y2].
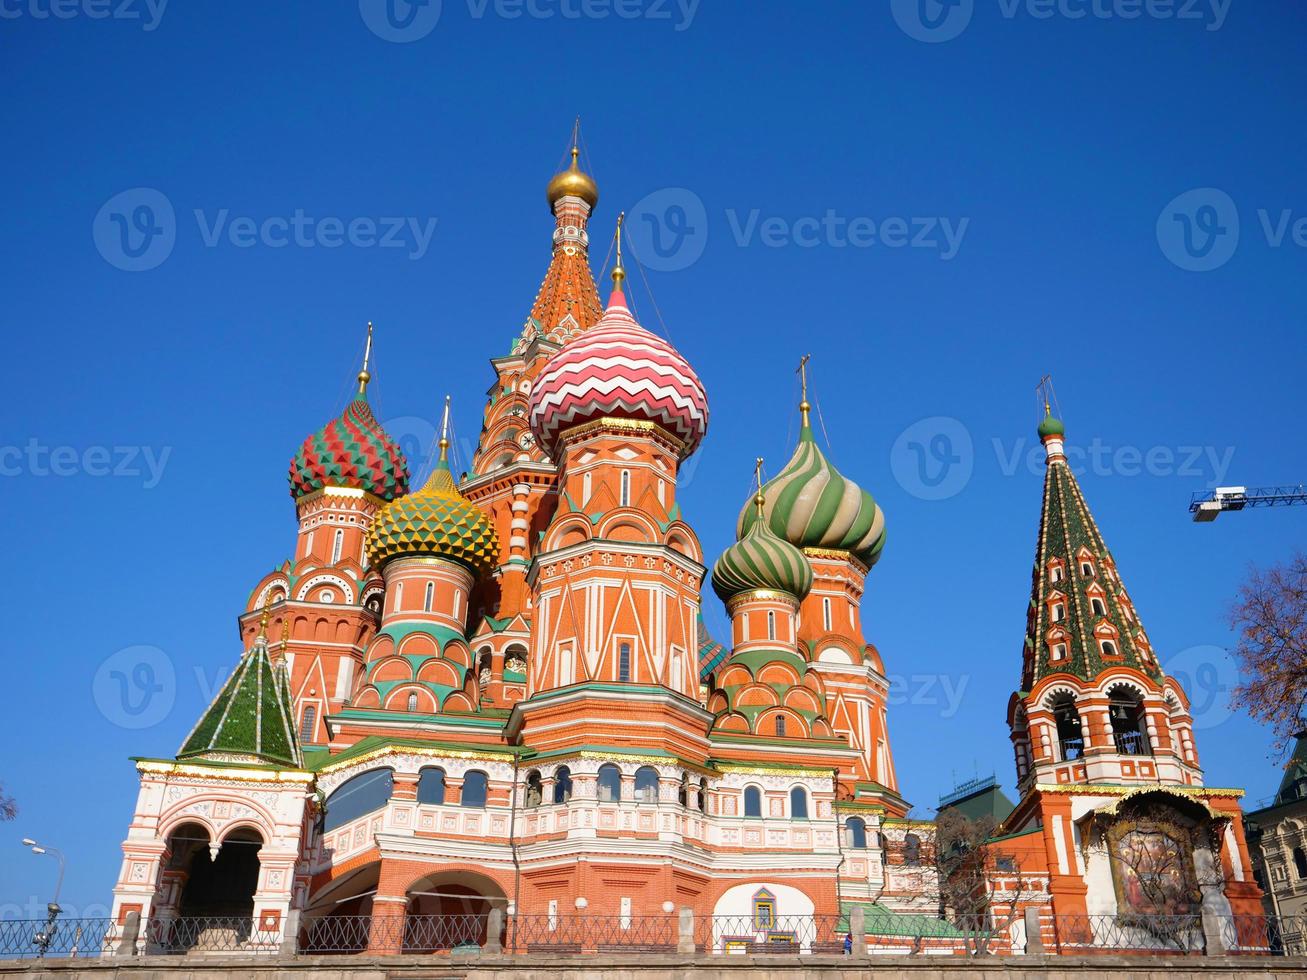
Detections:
[1229, 552, 1307, 751]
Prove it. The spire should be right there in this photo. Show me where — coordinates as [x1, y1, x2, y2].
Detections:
[797, 353, 812, 430]
[1021, 402, 1161, 688]
[356, 322, 374, 399]
[177, 597, 302, 768]
[609, 211, 627, 307]
[753, 456, 765, 518]
[520, 125, 604, 348]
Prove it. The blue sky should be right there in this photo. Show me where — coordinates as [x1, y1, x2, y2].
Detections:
[2, 0, 1305, 915]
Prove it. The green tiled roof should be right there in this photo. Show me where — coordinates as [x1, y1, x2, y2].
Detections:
[178, 637, 301, 768]
[838, 902, 967, 938]
[1024, 422, 1163, 686]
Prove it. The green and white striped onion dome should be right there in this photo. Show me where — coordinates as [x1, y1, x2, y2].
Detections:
[712, 502, 814, 603]
[738, 420, 886, 567]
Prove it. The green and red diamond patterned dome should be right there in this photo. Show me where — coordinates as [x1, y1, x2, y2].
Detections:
[289, 396, 410, 501]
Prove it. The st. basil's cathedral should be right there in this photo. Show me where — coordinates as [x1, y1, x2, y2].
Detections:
[107, 142, 1265, 953]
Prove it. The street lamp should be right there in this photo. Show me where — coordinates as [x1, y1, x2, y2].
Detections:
[21, 839, 66, 958]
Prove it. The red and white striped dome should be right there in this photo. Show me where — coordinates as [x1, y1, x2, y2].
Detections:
[529, 286, 709, 460]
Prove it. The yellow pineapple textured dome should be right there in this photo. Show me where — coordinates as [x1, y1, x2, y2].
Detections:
[367, 455, 500, 576]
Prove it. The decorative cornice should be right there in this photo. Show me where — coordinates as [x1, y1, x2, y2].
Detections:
[557, 415, 686, 453]
[314, 742, 518, 775]
[725, 589, 801, 614]
[1033, 782, 1243, 799]
[802, 547, 870, 573]
[135, 759, 313, 784]
[713, 761, 836, 778]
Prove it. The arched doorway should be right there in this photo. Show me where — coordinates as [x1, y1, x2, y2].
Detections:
[404, 869, 508, 953]
[176, 827, 263, 919]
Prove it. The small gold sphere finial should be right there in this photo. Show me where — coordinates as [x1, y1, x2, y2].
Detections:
[612, 211, 626, 287]
[357, 322, 374, 398]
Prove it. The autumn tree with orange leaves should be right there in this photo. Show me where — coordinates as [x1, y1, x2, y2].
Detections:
[1230, 551, 1307, 750]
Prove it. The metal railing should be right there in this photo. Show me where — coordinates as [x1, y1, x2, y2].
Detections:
[1051, 913, 1206, 953]
[512, 914, 678, 953]
[5, 910, 1304, 959]
[0, 918, 120, 959]
[142, 916, 282, 955]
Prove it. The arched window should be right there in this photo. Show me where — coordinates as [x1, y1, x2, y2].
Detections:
[416, 767, 446, 805]
[618, 642, 632, 682]
[323, 768, 394, 832]
[423, 582, 434, 612]
[1294, 848, 1307, 879]
[1052, 693, 1084, 761]
[775, 715, 787, 738]
[553, 766, 573, 804]
[406, 692, 418, 712]
[597, 764, 622, 803]
[1108, 685, 1151, 756]
[822, 598, 832, 631]
[1091, 597, 1106, 616]
[789, 786, 808, 819]
[1052, 603, 1065, 623]
[331, 529, 344, 564]
[394, 582, 404, 610]
[582, 471, 592, 504]
[698, 777, 708, 814]
[743, 785, 762, 818]
[767, 610, 776, 640]
[298, 705, 317, 744]
[634, 766, 659, 804]
[1081, 561, 1094, 577]
[1050, 565, 1063, 583]
[903, 832, 922, 866]
[525, 770, 542, 808]
[846, 816, 867, 849]
[461, 770, 488, 808]
[620, 470, 631, 507]
[752, 888, 776, 929]
[678, 773, 688, 807]
[1101, 639, 1119, 657]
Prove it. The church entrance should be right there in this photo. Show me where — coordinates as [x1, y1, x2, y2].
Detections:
[403, 870, 508, 952]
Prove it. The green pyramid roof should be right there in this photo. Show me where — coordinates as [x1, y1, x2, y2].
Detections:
[1022, 420, 1163, 687]
[178, 637, 302, 768]
[1274, 732, 1307, 806]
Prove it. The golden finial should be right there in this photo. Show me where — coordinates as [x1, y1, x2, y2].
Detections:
[276, 609, 291, 663]
[256, 594, 273, 644]
[1037, 373, 1053, 416]
[612, 211, 626, 287]
[753, 457, 766, 518]
[797, 353, 812, 427]
[438, 394, 451, 462]
[357, 322, 374, 398]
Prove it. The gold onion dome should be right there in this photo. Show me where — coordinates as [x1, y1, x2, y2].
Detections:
[712, 493, 814, 603]
[366, 452, 500, 577]
[546, 146, 599, 210]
